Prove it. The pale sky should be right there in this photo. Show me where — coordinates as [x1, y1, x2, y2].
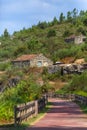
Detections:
[0, 0, 87, 35]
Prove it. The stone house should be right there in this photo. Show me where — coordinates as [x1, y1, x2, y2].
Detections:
[65, 34, 86, 44]
[12, 54, 53, 68]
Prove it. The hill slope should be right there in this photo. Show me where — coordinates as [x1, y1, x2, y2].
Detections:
[0, 9, 87, 63]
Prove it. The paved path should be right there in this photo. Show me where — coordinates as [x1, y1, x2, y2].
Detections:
[27, 98, 87, 130]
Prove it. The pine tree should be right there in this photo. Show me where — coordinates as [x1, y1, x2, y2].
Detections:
[59, 13, 65, 23]
[4, 29, 9, 38]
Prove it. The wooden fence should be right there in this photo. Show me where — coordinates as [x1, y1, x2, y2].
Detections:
[48, 93, 87, 105]
[74, 94, 87, 105]
[47, 93, 75, 100]
[14, 95, 48, 125]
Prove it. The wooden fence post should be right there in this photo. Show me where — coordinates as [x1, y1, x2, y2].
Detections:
[35, 100, 38, 116]
[14, 105, 17, 126]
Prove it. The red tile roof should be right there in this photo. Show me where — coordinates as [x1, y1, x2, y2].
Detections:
[13, 54, 37, 61]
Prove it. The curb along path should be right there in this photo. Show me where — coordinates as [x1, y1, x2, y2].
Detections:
[27, 98, 87, 130]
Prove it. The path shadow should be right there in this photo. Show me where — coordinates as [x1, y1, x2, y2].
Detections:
[27, 126, 87, 130]
[47, 101, 83, 115]
[0, 125, 87, 130]
[0, 124, 26, 130]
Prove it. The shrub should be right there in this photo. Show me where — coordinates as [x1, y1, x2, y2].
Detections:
[0, 77, 41, 120]
[0, 62, 11, 71]
[74, 91, 87, 97]
[47, 29, 56, 37]
[63, 30, 72, 37]
[60, 72, 87, 94]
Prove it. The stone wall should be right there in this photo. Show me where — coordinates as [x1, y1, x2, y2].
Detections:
[0, 77, 20, 93]
[48, 65, 61, 74]
[30, 54, 53, 67]
[12, 61, 30, 68]
[75, 36, 83, 44]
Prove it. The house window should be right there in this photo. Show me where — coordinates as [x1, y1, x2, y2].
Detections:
[37, 61, 42, 67]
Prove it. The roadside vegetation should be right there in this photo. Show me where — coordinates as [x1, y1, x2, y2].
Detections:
[0, 72, 53, 121]
[56, 72, 87, 97]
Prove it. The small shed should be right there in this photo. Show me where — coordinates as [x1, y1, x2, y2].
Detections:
[12, 54, 53, 68]
[65, 34, 86, 44]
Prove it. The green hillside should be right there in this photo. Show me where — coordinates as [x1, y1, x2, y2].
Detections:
[0, 9, 87, 63]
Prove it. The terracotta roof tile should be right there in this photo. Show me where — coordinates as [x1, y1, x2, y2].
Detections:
[13, 54, 37, 61]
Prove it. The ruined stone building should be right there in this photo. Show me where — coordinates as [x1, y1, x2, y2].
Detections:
[65, 34, 86, 44]
[12, 54, 53, 68]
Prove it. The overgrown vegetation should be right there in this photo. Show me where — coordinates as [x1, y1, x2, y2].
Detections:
[0, 73, 53, 121]
[56, 72, 87, 97]
[77, 103, 87, 114]
[0, 62, 11, 71]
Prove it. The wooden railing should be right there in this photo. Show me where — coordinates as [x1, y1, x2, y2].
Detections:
[74, 94, 87, 105]
[14, 95, 48, 125]
[48, 93, 75, 100]
[48, 93, 87, 105]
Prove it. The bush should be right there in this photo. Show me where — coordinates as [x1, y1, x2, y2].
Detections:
[74, 91, 87, 97]
[59, 72, 87, 94]
[0, 62, 11, 71]
[41, 82, 54, 93]
[63, 30, 72, 37]
[47, 29, 56, 37]
[0, 77, 42, 120]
